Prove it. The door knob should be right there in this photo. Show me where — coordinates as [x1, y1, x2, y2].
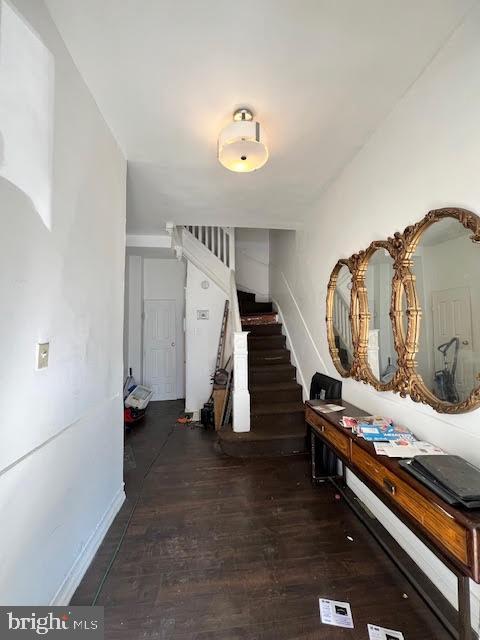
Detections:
[462, 340, 469, 345]
[171, 342, 175, 347]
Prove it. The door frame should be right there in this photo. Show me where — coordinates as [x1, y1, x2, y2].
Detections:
[143, 298, 177, 401]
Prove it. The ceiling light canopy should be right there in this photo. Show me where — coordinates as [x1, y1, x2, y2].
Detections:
[218, 108, 268, 173]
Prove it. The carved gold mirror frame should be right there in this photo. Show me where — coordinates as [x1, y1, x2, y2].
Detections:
[326, 259, 359, 379]
[326, 207, 480, 414]
[356, 241, 399, 392]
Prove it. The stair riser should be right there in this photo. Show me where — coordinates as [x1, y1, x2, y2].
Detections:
[250, 387, 303, 404]
[249, 368, 296, 384]
[237, 291, 256, 304]
[251, 412, 305, 430]
[249, 351, 290, 365]
[239, 302, 273, 314]
[241, 313, 277, 326]
[245, 324, 282, 336]
[248, 336, 286, 350]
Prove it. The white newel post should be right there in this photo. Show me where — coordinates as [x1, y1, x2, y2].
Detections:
[233, 331, 250, 432]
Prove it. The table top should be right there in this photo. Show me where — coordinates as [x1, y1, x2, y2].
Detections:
[305, 399, 480, 529]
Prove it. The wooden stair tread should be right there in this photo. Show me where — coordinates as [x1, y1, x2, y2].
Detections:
[220, 291, 306, 457]
[241, 310, 275, 316]
[248, 334, 286, 343]
[249, 349, 290, 364]
[219, 421, 306, 442]
[244, 323, 283, 336]
[248, 363, 295, 372]
[250, 381, 302, 392]
[251, 402, 305, 416]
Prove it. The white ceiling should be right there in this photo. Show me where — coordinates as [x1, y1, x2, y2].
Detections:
[46, 0, 472, 233]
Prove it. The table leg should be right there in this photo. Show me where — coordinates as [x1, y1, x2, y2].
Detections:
[458, 575, 472, 640]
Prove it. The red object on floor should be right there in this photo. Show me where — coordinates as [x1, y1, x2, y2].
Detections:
[124, 407, 146, 424]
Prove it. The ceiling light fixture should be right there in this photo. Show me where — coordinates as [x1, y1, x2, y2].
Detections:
[218, 108, 268, 173]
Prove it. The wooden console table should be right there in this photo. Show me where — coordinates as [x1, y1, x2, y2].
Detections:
[306, 399, 480, 640]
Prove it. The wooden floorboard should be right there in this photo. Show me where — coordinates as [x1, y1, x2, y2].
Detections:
[72, 399, 451, 639]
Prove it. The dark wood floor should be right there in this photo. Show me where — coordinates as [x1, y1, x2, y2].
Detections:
[72, 400, 450, 639]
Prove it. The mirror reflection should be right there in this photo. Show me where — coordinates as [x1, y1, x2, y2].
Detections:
[411, 217, 480, 403]
[366, 249, 397, 383]
[333, 264, 354, 370]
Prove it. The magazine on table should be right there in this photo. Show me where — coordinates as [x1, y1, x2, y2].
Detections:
[340, 416, 416, 442]
[341, 416, 392, 430]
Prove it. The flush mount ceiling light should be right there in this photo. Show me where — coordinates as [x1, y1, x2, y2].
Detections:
[218, 108, 268, 173]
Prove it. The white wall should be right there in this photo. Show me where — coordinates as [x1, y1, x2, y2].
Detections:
[0, 0, 126, 604]
[124, 251, 186, 399]
[185, 261, 227, 417]
[270, 5, 480, 628]
[235, 228, 270, 300]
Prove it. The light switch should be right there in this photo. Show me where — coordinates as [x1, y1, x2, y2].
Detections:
[36, 342, 49, 369]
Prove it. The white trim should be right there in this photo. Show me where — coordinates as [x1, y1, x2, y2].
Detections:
[271, 270, 329, 398]
[273, 300, 308, 398]
[181, 228, 230, 294]
[280, 271, 328, 373]
[126, 234, 172, 248]
[49, 486, 126, 606]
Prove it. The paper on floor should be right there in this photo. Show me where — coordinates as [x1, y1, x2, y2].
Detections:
[367, 623, 405, 639]
[319, 598, 354, 628]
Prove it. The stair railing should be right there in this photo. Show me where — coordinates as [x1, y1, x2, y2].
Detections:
[185, 226, 235, 269]
[174, 224, 250, 432]
[333, 289, 353, 355]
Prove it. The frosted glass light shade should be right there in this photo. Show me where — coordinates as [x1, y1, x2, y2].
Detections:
[218, 119, 268, 173]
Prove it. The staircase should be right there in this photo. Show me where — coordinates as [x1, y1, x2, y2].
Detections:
[334, 333, 351, 369]
[219, 290, 307, 457]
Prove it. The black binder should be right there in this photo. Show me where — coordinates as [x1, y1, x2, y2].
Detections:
[400, 455, 480, 510]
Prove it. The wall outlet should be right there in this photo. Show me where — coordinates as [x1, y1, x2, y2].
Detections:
[36, 342, 49, 369]
[197, 310, 209, 320]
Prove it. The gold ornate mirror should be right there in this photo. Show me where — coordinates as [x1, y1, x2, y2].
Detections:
[359, 243, 397, 390]
[402, 209, 480, 412]
[326, 207, 480, 413]
[326, 260, 357, 377]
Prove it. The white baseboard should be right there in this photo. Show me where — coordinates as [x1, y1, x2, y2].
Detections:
[50, 485, 126, 606]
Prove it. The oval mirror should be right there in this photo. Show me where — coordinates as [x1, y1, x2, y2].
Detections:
[410, 215, 480, 406]
[364, 247, 397, 386]
[327, 262, 355, 375]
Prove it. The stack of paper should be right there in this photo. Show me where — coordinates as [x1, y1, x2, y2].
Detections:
[312, 403, 345, 414]
[340, 416, 416, 442]
[374, 441, 445, 458]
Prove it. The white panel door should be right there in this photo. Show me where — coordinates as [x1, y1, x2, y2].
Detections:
[143, 300, 177, 400]
[432, 287, 473, 400]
